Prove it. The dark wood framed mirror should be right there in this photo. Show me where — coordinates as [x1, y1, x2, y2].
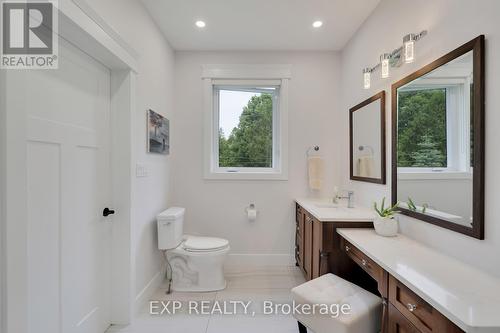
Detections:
[350, 91, 386, 184]
[392, 35, 485, 239]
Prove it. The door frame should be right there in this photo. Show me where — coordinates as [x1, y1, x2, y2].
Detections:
[0, 0, 139, 331]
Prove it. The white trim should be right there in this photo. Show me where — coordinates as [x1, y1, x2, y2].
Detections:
[110, 71, 135, 324]
[58, 0, 139, 72]
[202, 64, 292, 79]
[398, 171, 472, 180]
[70, 0, 139, 60]
[203, 76, 289, 181]
[134, 271, 163, 315]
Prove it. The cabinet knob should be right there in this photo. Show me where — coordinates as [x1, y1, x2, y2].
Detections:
[345, 246, 350, 252]
[361, 259, 367, 266]
[407, 303, 417, 312]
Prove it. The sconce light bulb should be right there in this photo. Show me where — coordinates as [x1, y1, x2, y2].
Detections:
[363, 68, 371, 89]
[381, 53, 390, 78]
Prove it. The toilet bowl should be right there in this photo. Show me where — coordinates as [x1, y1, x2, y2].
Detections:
[157, 207, 230, 292]
[167, 235, 230, 292]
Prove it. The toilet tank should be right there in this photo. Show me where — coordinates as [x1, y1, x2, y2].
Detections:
[157, 207, 185, 250]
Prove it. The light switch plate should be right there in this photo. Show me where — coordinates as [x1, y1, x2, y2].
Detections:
[136, 164, 149, 177]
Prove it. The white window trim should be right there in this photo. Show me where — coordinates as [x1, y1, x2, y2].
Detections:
[202, 65, 290, 180]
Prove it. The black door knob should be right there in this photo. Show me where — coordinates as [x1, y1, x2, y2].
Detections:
[103, 208, 115, 217]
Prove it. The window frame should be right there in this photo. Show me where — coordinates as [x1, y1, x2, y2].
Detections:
[202, 65, 290, 180]
[396, 78, 472, 179]
[213, 85, 280, 174]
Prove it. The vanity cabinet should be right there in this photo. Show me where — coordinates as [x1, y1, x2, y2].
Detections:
[295, 203, 374, 281]
[340, 235, 464, 333]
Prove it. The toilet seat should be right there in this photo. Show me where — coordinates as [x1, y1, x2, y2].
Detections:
[182, 236, 229, 252]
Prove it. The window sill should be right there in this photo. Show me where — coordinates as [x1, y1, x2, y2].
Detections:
[204, 170, 288, 181]
[397, 171, 472, 180]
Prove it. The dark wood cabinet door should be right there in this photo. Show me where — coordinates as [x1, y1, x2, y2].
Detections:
[311, 218, 323, 279]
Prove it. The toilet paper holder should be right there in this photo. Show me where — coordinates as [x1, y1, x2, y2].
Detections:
[245, 204, 257, 221]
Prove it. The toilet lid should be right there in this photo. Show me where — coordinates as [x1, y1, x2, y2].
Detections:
[183, 236, 229, 252]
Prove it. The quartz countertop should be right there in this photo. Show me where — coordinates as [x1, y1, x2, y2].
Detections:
[295, 198, 376, 222]
[337, 228, 500, 332]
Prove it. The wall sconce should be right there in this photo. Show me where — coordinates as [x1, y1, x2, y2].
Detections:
[363, 68, 371, 89]
[403, 33, 417, 63]
[362, 30, 427, 88]
[380, 53, 390, 78]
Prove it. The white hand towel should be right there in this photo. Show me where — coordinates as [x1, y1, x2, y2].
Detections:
[357, 156, 375, 177]
[308, 156, 324, 190]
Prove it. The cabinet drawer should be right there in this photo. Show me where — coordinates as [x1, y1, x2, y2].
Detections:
[388, 303, 420, 333]
[343, 239, 385, 286]
[389, 275, 463, 333]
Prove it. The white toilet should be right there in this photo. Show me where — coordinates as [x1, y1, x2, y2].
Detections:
[157, 207, 230, 292]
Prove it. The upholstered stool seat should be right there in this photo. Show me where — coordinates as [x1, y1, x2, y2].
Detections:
[291, 273, 381, 333]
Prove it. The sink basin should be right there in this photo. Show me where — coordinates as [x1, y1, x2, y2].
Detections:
[314, 203, 339, 209]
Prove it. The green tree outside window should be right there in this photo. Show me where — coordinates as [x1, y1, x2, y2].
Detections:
[219, 94, 273, 168]
[398, 89, 447, 168]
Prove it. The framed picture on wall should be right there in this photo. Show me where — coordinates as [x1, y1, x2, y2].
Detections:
[147, 109, 170, 155]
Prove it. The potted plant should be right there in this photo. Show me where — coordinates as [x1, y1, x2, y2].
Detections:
[373, 198, 399, 237]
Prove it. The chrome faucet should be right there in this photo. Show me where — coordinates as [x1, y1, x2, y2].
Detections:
[337, 190, 355, 208]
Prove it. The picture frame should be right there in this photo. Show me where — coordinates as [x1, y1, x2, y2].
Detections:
[147, 109, 170, 155]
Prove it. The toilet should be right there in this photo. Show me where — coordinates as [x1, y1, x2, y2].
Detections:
[157, 207, 230, 292]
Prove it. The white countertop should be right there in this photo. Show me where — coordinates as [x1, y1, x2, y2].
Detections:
[295, 198, 376, 222]
[337, 229, 500, 332]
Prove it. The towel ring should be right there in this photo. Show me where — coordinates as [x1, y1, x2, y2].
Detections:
[358, 145, 374, 155]
[306, 146, 320, 156]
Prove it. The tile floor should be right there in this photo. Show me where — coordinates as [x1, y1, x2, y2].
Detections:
[106, 266, 307, 333]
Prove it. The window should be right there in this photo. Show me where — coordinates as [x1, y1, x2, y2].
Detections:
[397, 81, 472, 178]
[202, 65, 290, 180]
[216, 86, 278, 169]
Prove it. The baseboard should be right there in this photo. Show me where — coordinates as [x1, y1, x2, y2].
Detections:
[134, 271, 163, 314]
[224, 253, 295, 272]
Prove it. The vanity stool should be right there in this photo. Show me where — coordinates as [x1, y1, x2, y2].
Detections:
[291, 273, 381, 333]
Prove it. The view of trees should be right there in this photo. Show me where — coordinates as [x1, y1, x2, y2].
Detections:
[219, 94, 273, 167]
[398, 89, 447, 167]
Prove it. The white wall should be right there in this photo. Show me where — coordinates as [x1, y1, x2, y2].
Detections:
[83, 0, 175, 307]
[340, 0, 500, 277]
[172, 51, 341, 267]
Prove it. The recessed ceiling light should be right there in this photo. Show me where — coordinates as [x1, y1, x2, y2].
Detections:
[312, 21, 323, 28]
[195, 20, 206, 28]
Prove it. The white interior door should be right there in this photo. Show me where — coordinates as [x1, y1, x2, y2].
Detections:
[10, 37, 112, 333]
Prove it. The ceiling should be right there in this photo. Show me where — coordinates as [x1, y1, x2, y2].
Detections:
[140, 0, 381, 51]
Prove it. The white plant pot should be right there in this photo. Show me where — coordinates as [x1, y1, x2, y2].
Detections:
[373, 216, 398, 237]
